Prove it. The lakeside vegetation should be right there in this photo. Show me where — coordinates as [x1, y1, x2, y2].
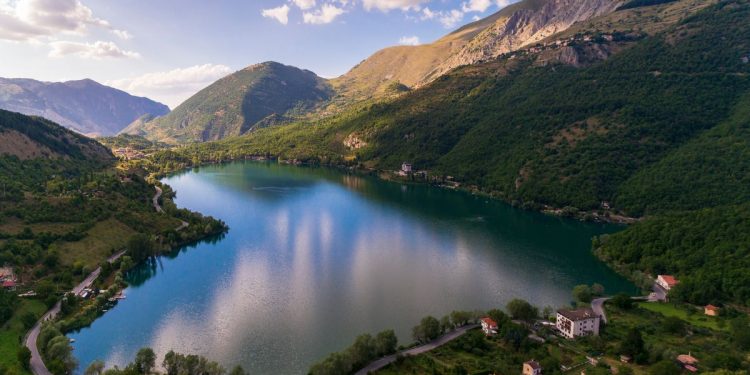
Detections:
[309, 294, 749, 375]
[0, 109, 227, 375]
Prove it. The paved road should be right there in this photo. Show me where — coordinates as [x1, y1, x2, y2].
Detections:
[591, 297, 610, 323]
[152, 186, 163, 213]
[153, 186, 189, 231]
[24, 250, 126, 375]
[355, 324, 479, 375]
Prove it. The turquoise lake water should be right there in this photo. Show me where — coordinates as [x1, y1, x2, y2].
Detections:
[69, 161, 635, 374]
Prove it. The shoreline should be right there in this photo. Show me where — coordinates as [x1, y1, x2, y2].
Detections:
[55, 157, 639, 374]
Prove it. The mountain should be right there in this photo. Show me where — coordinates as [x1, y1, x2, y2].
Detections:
[331, 0, 622, 101]
[0, 109, 113, 162]
[0, 78, 169, 136]
[169, 0, 746, 216]
[123, 62, 333, 143]
[151, 0, 750, 306]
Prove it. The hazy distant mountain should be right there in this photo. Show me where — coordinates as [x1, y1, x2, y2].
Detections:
[0, 78, 169, 136]
[123, 62, 332, 143]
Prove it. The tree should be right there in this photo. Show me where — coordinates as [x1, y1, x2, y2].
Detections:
[412, 316, 441, 343]
[506, 299, 538, 321]
[84, 360, 105, 375]
[610, 293, 634, 309]
[229, 366, 246, 375]
[17, 347, 32, 370]
[374, 330, 398, 356]
[591, 283, 605, 296]
[127, 234, 153, 263]
[619, 328, 644, 357]
[134, 348, 156, 374]
[573, 284, 593, 303]
[648, 360, 680, 375]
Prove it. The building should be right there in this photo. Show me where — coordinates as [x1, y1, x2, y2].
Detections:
[704, 304, 720, 316]
[401, 162, 412, 173]
[556, 308, 600, 339]
[677, 354, 699, 372]
[480, 317, 498, 336]
[2, 280, 16, 291]
[522, 360, 542, 375]
[656, 275, 679, 291]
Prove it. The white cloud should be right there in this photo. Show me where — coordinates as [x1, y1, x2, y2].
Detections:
[261, 4, 290, 25]
[420, 6, 436, 19]
[361, 0, 427, 12]
[113, 29, 132, 40]
[398, 35, 420, 46]
[48, 40, 140, 59]
[292, 0, 316, 10]
[462, 0, 513, 12]
[107, 64, 233, 108]
[461, 0, 492, 12]
[0, 0, 114, 41]
[439, 9, 463, 28]
[303, 3, 344, 24]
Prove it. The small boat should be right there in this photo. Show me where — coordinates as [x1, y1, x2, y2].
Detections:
[69, 338, 76, 343]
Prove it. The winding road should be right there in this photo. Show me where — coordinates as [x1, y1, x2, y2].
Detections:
[24, 250, 126, 375]
[355, 324, 479, 375]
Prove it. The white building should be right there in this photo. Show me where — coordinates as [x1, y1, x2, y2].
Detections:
[480, 317, 498, 336]
[656, 275, 679, 291]
[556, 308, 600, 339]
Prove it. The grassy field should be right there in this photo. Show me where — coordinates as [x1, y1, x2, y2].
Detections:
[0, 299, 46, 375]
[57, 218, 136, 269]
[637, 302, 726, 331]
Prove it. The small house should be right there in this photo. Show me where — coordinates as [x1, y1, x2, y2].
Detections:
[620, 355, 632, 363]
[401, 162, 412, 173]
[677, 354, 698, 372]
[2, 280, 16, 291]
[522, 360, 542, 375]
[480, 317, 498, 336]
[704, 304, 719, 316]
[656, 275, 679, 291]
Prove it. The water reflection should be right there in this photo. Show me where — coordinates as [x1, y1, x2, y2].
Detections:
[69, 162, 635, 375]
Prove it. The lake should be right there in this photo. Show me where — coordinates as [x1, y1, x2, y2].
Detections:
[70, 161, 635, 374]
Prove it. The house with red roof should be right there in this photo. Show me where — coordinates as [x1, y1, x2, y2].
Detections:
[656, 275, 679, 291]
[2, 280, 16, 291]
[522, 360, 542, 375]
[480, 317, 498, 336]
[704, 304, 720, 316]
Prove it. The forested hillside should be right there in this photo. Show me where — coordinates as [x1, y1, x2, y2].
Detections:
[139, 0, 750, 306]
[123, 62, 332, 143]
[0, 110, 225, 374]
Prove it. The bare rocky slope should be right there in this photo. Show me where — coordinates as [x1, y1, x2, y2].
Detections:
[331, 0, 622, 101]
[0, 78, 169, 136]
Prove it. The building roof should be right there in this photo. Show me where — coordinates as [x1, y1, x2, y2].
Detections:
[677, 354, 699, 365]
[524, 360, 541, 369]
[705, 304, 719, 311]
[480, 317, 498, 328]
[2, 280, 15, 287]
[557, 307, 598, 321]
[658, 275, 679, 287]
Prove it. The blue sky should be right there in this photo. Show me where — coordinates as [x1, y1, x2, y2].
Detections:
[0, 0, 511, 107]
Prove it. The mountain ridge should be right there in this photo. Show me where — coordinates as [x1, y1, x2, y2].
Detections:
[0, 78, 169, 136]
[123, 61, 332, 143]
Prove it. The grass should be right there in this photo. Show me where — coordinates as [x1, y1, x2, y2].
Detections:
[57, 218, 136, 269]
[637, 302, 726, 331]
[0, 299, 47, 375]
[0, 217, 77, 236]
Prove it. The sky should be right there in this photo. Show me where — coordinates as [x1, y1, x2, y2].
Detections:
[0, 0, 512, 108]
